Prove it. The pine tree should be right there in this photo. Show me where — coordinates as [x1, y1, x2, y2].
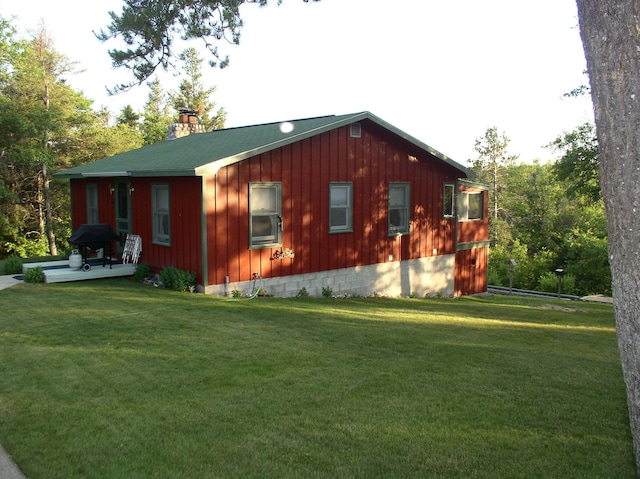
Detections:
[169, 48, 226, 131]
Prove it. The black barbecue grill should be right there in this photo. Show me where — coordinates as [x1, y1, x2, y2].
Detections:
[68, 223, 120, 269]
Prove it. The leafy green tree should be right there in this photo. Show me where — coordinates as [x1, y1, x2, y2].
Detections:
[548, 122, 600, 203]
[140, 78, 172, 145]
[487, 159, 609, 296]
[96, 0, 319, 92]
[0, 22, 77, 256]
[559, 203, 610, 295]
[169, 47, 226, 131]
[503, 162, 566, 253]
[0, 16, 144, 258]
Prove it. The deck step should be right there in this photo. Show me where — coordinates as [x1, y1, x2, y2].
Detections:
[43, 264, 136, 284]
[22, 260, 70, 272]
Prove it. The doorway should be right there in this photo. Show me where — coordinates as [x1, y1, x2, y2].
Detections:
[115, 180, 132, 251]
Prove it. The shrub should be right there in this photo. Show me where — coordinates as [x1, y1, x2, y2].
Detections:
[133, 262, 152, 282]
[231, 289, 242, 298]
[538, 271, 577, 296]
[321, 286, 333, 298]
[3, 256, 23, 275]
[24, 266, 45, 283]
[160, 266, 196, 292]
[296, 287, 310, 298]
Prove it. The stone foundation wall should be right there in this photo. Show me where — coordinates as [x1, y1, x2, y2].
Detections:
[203, 255, 455, 298]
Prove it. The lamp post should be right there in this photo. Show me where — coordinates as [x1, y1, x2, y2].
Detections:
[508, 259, 517, 294]
[554, 268, 566, 298]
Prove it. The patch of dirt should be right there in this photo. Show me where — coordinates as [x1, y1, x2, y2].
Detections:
[581, 295, 614, 304]
[537, 304, 579, 313]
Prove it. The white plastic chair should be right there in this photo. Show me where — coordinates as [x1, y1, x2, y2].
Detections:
[122, 234, 142, 264]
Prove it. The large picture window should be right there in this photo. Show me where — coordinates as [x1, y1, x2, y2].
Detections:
[388, 182, 410, 235]
[86, 183, 99, 224]
[329, 183, 352, 233]
[152, 184, 171, 246]
[249, 182, 282, 248]
[459, 191, 484, 221]
[443, 183, 455, 218]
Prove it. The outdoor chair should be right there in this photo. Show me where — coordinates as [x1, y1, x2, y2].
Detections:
[122, 234, 142, 264]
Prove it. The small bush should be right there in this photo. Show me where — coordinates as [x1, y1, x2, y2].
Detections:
[322, 286, 333, 298]
[231, 289, 242, 298]
[24, 266, 45, 283]
[296, 287, 310, 298]
[133, 262, 152, 282]
[3, 256, 23, 275]
[160, 266, 196, 292]
[538, 272, 577, 296]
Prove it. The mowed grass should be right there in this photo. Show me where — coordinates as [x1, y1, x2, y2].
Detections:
[0, 279, 634, 478]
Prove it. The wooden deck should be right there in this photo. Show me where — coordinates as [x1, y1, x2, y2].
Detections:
[23, 260, 137, 284]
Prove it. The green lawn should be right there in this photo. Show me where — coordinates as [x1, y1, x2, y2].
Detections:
[0, 279, 634, 478]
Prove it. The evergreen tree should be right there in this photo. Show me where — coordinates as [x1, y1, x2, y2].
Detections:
[117, 104, 141, 128]
[469, 127, 518, 246]
[140, 78, 172, 145]
[97, 0, 319, 92]
[169, 48, 226, 131]
[0, 16, 144, 258]
[0, 22, 78, 256]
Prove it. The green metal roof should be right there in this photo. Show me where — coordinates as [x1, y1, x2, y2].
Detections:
[55, 111, 474, 179]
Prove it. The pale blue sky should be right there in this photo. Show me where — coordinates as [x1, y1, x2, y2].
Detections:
[3, 0, 593, 164]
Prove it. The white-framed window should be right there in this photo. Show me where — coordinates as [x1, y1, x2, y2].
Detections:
[459, 191, 484, 221]
[86, 183, 99, 224]
[388, 182, 410, 235]
[249, 182, 282, 249]
[329, 182, 352, 233]
[443, 183, 455, 218]
[152, 183, 171, 246]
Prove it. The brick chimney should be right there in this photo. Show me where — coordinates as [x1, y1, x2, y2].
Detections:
[166, 108, 206, 140]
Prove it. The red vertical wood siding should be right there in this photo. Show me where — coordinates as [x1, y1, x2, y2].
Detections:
[70, 177, 203, 283]
[455, 247, 488, 296]
[205, 120, 463, 285]
[455, 184, 489, 296]
[70, 178, 116, 230]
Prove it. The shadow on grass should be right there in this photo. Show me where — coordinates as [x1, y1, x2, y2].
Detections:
[0, 278, 632, 479]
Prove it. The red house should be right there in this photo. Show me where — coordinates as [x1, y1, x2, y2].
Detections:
[55, 112, 489, 297]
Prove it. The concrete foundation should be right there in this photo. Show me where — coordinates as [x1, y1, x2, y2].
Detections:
[204, 255, 455, 298]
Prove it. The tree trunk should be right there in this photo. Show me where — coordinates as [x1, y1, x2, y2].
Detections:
[42, 77, 57, 256]
[576, 0, 640, 473]
[36, 166, 46, 237]
[42, 162, 57, 256]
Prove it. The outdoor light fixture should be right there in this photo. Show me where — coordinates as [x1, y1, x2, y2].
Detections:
[108, 184, 115, 195]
